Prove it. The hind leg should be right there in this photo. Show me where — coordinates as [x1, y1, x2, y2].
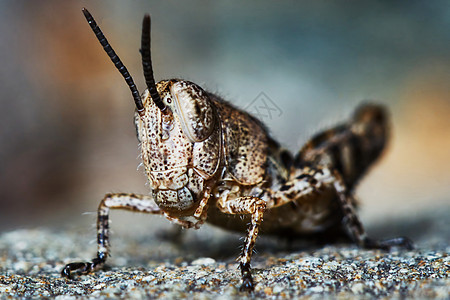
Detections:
[270, 166, 413, 251]
[331, 172, 413, 250]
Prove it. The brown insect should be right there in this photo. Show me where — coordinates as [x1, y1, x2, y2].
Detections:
[61, 8, 413, 292]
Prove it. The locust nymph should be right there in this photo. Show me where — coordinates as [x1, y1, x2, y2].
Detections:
[62, 9, 413, 292]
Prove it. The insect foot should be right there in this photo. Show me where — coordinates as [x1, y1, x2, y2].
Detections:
[363, 236, 414, 251]
[239, 262, 255, 292]
[61, 9, 413, 292]
[61, 253, 106, 279]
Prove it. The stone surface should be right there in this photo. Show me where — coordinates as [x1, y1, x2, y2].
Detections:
[0, 208, 448, 299]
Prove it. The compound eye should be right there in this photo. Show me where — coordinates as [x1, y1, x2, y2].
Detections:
[171, 81, 216, 142]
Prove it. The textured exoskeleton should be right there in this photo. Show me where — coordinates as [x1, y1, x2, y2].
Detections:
[62, 9, 413, 292]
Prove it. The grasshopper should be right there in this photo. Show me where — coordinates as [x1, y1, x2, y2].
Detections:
[62, 9, 413, 291]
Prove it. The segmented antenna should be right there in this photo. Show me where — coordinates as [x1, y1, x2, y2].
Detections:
[82, 8, 144, 113]
[141, 14, 166, 111]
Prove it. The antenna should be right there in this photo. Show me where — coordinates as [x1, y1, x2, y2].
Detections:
[141, 14, 166, 111]
[82, 8, 144, 113]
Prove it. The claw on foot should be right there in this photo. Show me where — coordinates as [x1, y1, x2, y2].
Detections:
[61, 261, 94, 279]
[61, 253, 106, 279]
[239, 262, 254, 292]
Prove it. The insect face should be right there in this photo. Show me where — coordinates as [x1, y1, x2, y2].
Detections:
[134, 79, 220, 213]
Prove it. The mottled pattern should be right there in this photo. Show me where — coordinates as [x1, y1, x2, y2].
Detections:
[213, 98, 267, 185]
[187, 168, 204, 197]
[192, 119, 221, 178]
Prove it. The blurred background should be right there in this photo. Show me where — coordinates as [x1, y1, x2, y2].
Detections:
[0, 1, 448, 235]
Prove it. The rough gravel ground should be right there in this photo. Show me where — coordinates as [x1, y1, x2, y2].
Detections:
[0, 208, 448, 299]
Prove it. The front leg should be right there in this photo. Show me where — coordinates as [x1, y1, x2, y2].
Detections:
[61, 193, 162, 279]
[217, 196, 266, 292]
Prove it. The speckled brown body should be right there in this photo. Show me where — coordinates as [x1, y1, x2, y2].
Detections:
[62, 9, 413, 292]
[204, 100, 386, 237]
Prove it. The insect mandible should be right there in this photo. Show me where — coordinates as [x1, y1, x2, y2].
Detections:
[61, 8, 413, 292]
